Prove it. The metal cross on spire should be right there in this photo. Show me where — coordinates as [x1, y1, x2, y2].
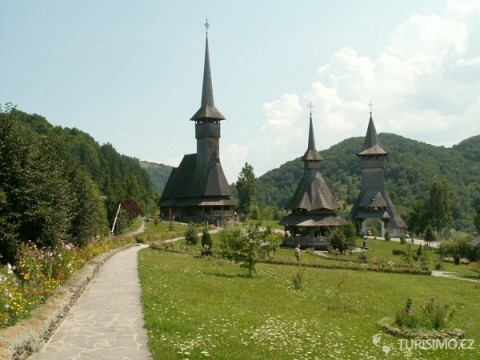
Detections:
[307, 101, 314, 116]
[369, 100, 373, 116]
[204, 19, 210, 35]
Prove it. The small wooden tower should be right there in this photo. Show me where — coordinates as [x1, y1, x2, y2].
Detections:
[159, 22, 236, 224]
[351, 111, 406, 237]
[279, 110, 346, 249]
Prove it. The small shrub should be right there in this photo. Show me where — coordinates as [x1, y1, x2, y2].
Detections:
[435, 261, 443, 270]
[401, 245, 415, 265]
[423, 297, 455, 330]
[357, 252, 369, 263]
[395, 298, 419, 329]
[184, 223, 198, 245]
[454, 254, 461, 265]
[291, 267, 306, 290]
[392, 249, 406, 256]
[400, 236, 406, 245]
[201, 223, 212, 250]
[385, 231, 391, 242]
[394, 297, 455, 331]
[417, 245, 423, 257]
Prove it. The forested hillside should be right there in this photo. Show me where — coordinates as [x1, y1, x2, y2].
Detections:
[140, 161, 172, 194]
[0, 106, 157, 263]
[256, 133, 480, 231]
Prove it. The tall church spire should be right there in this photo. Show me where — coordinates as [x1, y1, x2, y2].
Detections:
[302, 106, 324, 162]
[191, 20, 225, 121]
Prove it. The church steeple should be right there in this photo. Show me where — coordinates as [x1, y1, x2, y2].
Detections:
[302, 108, 324, 163]
[351, 108, 406, 237]
[282, 107, 340, 214]
[358, 112, 387, 156]
[191, 20, 225, 121]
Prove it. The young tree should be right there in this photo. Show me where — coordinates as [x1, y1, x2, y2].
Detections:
[427, 181, 453, 235]
[184, 223, 198, 245]
[329, 226, 355, 254]
[219, 224, 281, 276]
[407, 200, 428, 236]
[201, 223, 212, 250]
[235, 162, 256, 219]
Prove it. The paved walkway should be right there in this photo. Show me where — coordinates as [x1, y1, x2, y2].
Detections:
[30, 245, 151, 359]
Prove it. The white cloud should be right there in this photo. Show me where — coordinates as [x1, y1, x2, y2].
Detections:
[447, 0, 480, 15]
[223, 143, 249, 182]
[262, 1, 480, 153]
[261, 93, 304, 155]
[389, 14, 467, 72]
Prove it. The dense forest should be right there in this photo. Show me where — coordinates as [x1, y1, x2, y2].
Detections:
[0, 106, 157, 263]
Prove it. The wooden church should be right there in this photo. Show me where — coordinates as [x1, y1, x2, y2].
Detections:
[159, 24, 236, 224]
[350, 112, 406, 237]
[279, 110, 347, 249]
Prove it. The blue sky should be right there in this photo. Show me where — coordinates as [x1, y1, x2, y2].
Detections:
[1, 0, 480, 182]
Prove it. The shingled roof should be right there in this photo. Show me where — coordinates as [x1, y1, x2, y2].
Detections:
[190, 36, 225, 121]
[358, 114, 387, 156]
[159, 153, 233, 206]
[285, 114, 338, 212]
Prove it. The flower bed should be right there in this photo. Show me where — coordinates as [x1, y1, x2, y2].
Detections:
[0, 242, 135, 360]
[0, 237, 133, 329]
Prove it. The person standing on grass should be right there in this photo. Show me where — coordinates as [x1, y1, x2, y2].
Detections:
[295, 244, 301, 262]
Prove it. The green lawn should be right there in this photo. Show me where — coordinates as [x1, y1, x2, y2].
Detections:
[139, 248, 480, 359]
[134, 218, 188, 243]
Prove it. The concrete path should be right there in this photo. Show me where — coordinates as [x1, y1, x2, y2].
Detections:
[431, 270, 480, 283]
[30, 245, 151, 360]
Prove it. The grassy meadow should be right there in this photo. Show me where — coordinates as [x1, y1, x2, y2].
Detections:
[138, 239, 480, 359]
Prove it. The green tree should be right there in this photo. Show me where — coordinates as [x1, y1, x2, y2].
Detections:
[67, 167, 108, 246]
[427, 181, 453, 235]
[329, 226, 355, 253]
[424, 226, 436, 243]
[0, 106, 112, 262]
[0, 107, 73, 260]
[474, 207, 480, 233]
[219, 224, 281, 276]
[407, 200, 428, 236]
[235, 162, 256, 219]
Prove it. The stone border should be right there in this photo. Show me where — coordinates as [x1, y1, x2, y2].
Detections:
[0, 244, 135, 360]
[378, 317, 465, 339]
